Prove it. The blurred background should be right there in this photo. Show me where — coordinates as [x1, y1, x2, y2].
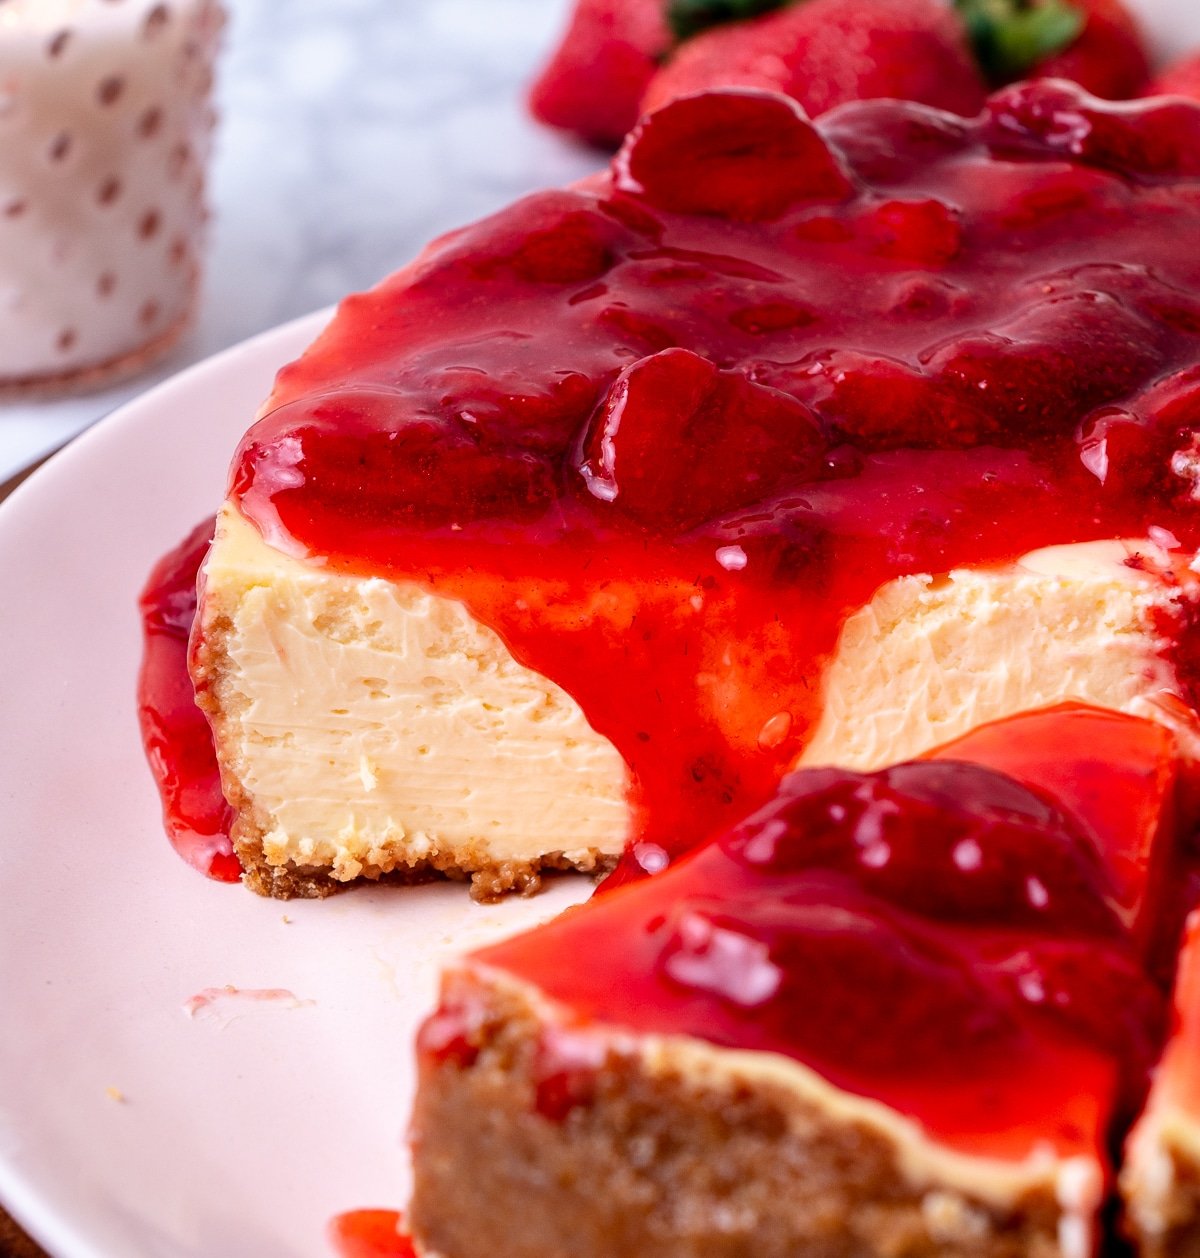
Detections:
[0, 0, 597, 482]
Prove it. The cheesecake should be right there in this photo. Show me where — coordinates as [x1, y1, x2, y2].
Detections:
[128, 74, 1200, 1258]
[409, 705, 1190, 1258]
[139, 80, 1200, 899]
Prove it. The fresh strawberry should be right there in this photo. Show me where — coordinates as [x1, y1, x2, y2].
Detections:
[956, 0, 1150, 99]
[1032, 0, 1149, 98]
[528, 0, 672, 148]
[641, 0, 988, 121]
[1148, 52, 1200, 103]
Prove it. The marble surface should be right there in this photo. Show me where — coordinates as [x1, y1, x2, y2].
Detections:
[0, 0, 595, 481]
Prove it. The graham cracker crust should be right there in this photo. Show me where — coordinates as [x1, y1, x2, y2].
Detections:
[1124, 1145, 1200, 1257]
[233, 829, 616, 902]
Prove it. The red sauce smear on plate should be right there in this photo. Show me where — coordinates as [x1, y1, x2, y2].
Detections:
[140, 82, 1200, 885]
[328, 1210, 416, 1258]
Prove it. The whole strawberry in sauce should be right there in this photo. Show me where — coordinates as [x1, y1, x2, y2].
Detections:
[528, 0, 672, 148]
[641, 0, 989, 120]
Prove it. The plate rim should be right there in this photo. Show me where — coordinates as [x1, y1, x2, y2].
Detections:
[0, 306, 332, 536]
[0, 306, 333, 1258]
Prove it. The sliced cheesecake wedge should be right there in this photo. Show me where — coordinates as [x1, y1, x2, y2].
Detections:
[410, 706, 1189, 1258]
[190, 505, 630, 898]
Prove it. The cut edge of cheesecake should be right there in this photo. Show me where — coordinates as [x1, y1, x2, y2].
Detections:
[409, 962, 1101, 1258]
[190, 504, 631, 900]
[799, 538, 1195, 772]
[192, 503, 1198, 900]
[1123, 1109, 1200, 1257]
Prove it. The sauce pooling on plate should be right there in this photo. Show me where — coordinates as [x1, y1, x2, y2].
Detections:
[328, 1210, 416, 1258]
[138, 519, 238, 881]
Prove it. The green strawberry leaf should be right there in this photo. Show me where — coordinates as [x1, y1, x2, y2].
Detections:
[667, 0, 791, 42]
[954, 0, 1086, 83]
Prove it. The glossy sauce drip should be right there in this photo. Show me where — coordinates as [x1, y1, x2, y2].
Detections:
[137, 519, 239, 881]
[444, 707, 1182, 1158]
[140, 83, 1200, 878]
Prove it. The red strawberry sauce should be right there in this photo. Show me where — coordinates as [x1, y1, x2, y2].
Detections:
[140, 84, 1200, 891]
[328, 1210, 416, 1258]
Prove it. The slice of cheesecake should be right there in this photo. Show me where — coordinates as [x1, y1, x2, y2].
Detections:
[140, 82, 1200, 897]
[409, 706, 1187, 1258]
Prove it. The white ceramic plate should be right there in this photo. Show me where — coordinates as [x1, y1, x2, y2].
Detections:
[0, 311, 591, 1258]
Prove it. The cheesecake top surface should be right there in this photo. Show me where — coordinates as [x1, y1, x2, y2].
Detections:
[434, 706, 1184, 1162]
[218, 82, 1200, 874]
[240, 83, 1200, 561]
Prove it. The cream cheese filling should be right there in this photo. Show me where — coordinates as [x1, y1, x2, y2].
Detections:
[195, 505, 631, 881]
[799, 538, 1188, 771]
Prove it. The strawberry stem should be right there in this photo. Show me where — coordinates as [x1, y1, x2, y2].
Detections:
[666, 0, 792, 42]
[954, 0, 1086, 83]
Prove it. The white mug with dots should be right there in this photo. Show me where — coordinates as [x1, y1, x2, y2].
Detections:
[0, 0, 224, 394]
